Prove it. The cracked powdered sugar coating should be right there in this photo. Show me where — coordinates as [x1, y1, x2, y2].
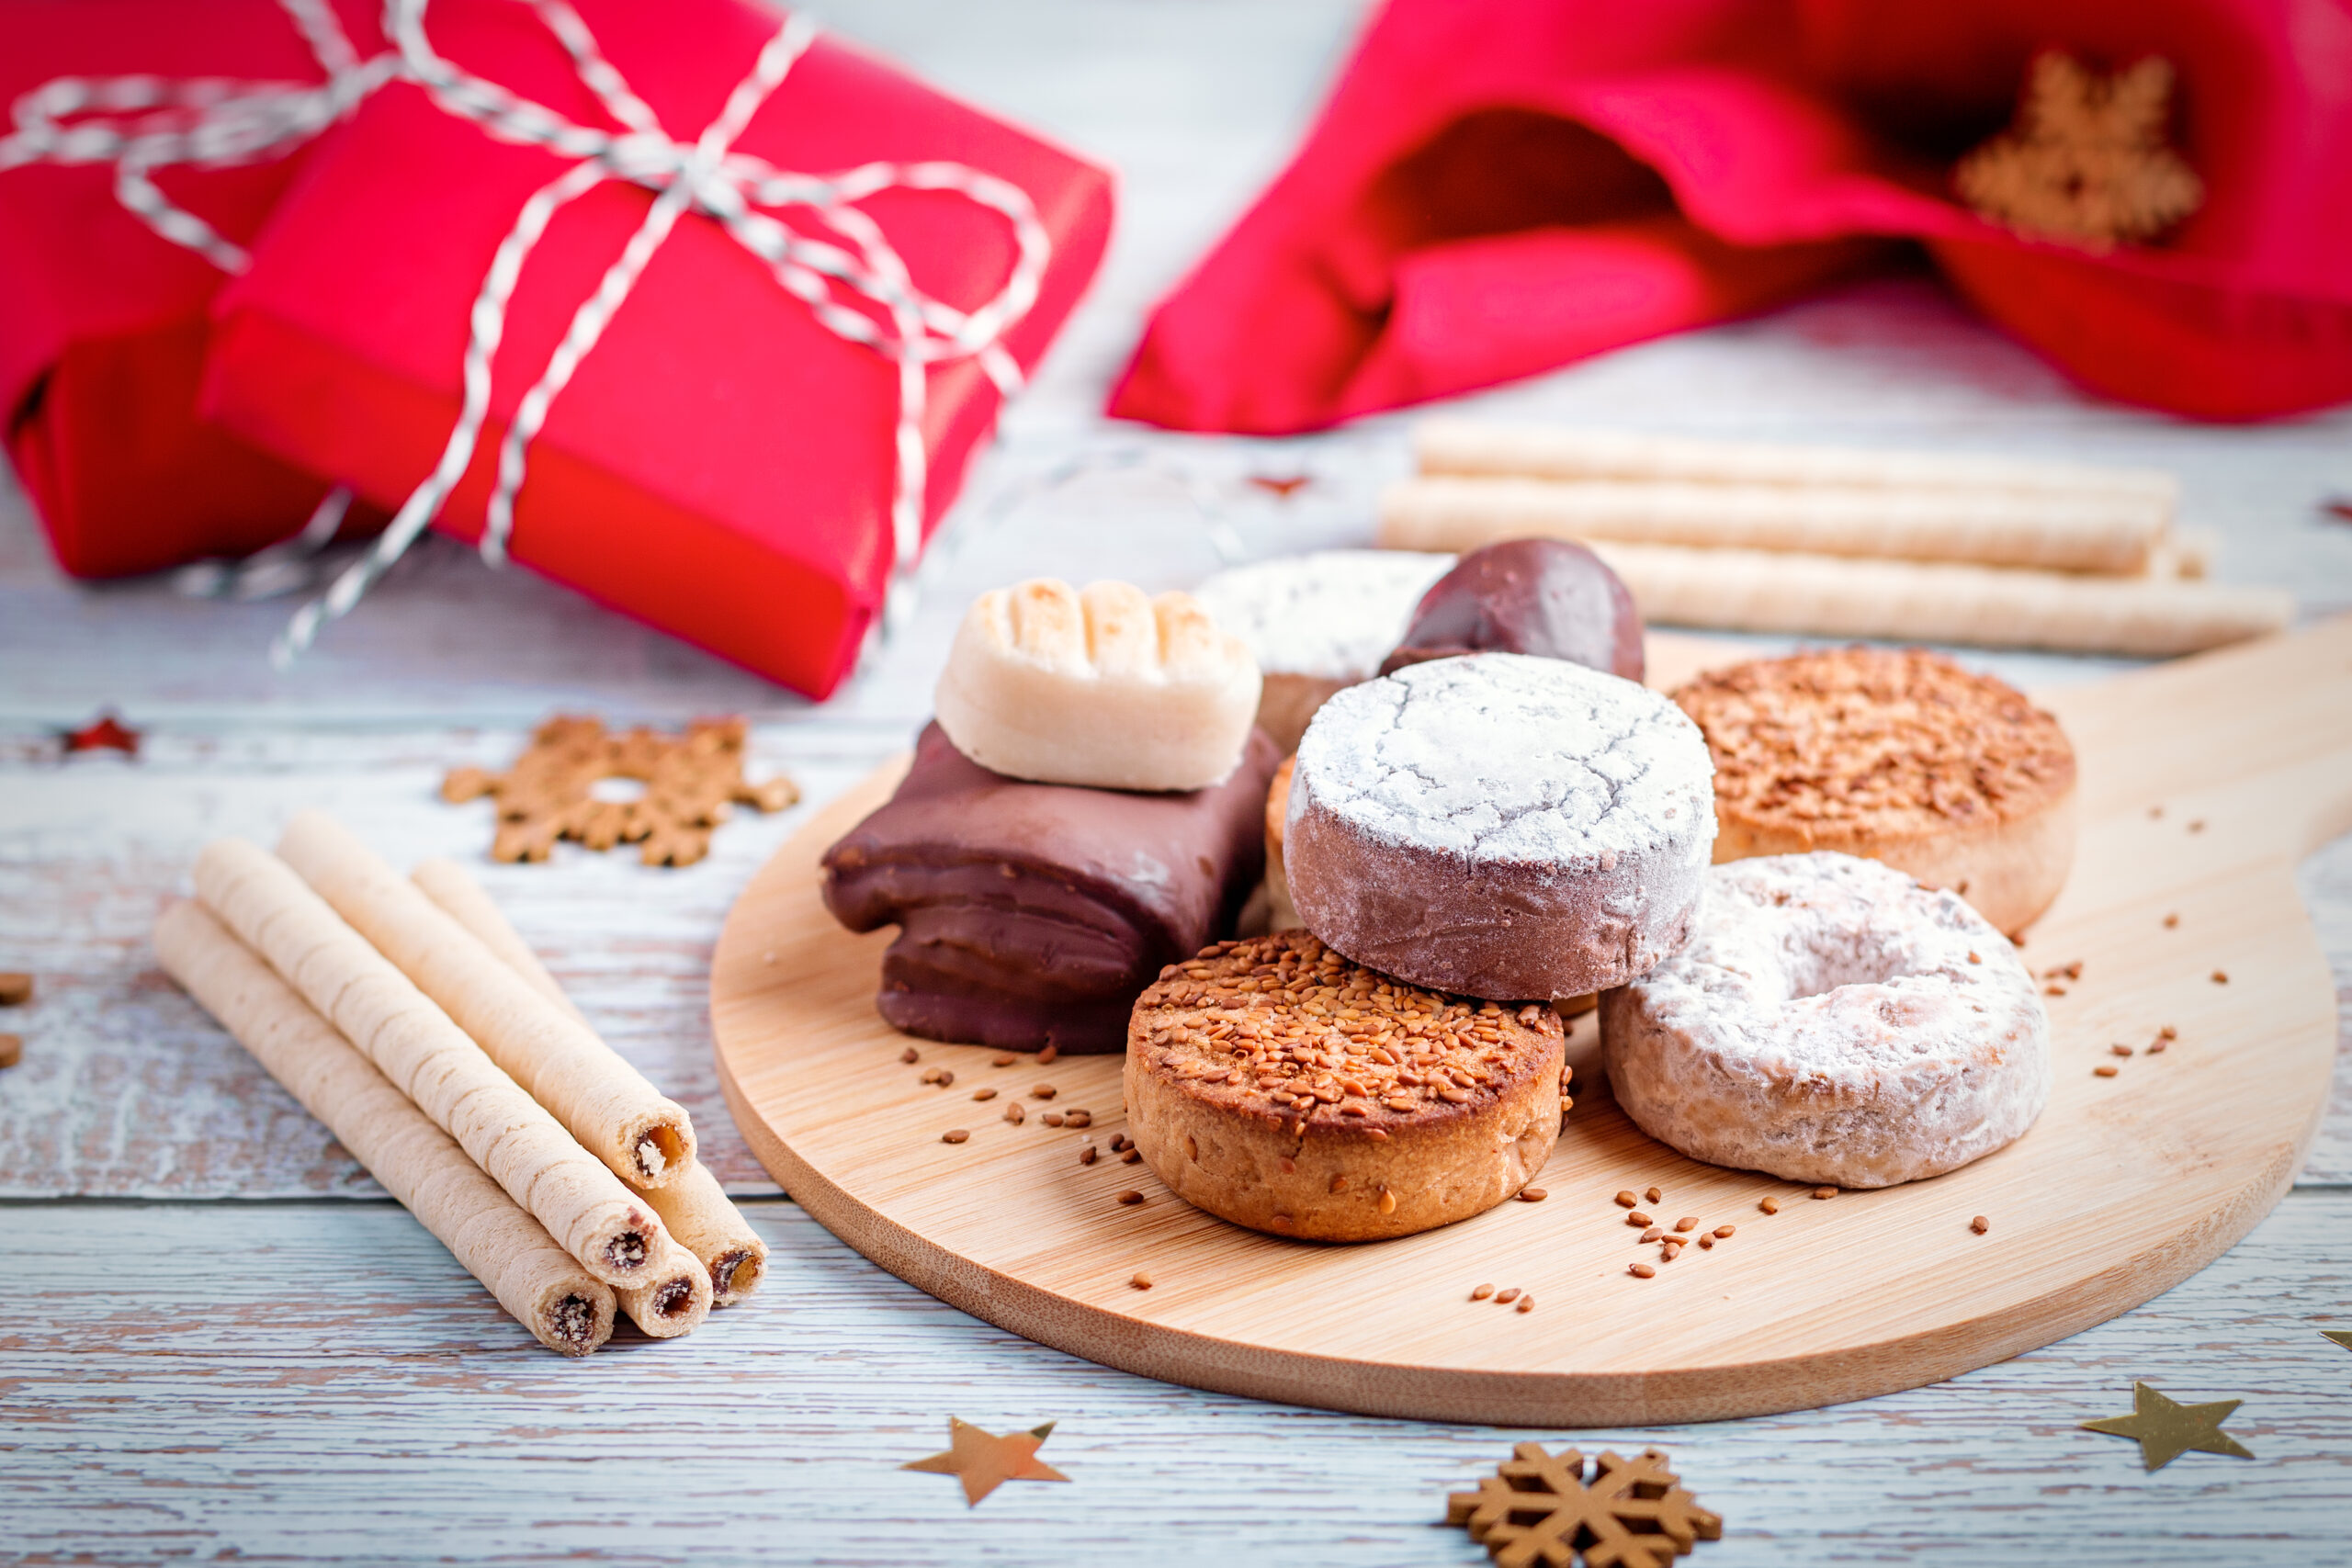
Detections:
[1193, 550, 1454, 681]
[1293, 653, 1715, 870]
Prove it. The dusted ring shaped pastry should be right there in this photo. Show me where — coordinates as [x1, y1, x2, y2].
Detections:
[1602, 852, 2049, 1189]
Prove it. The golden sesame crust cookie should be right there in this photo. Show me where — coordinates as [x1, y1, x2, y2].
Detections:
[1672, 647, 2077, 935]
[1123, 931, 1566, 1242]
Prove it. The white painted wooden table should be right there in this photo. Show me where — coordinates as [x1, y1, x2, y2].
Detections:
[5, 3, 2351, 1562]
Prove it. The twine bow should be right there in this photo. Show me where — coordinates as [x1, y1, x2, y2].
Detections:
[277, 0, 1053, 666]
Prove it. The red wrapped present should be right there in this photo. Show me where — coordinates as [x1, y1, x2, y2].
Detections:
[1112, 0, 2352, 433]
[203, 0, 1114, 699]
[0, 0, 390, 578]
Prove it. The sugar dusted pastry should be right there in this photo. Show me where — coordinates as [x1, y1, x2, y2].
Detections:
[934, 578, 1261, 792]
[1191, 549, 1455, 751]
[1674, 647, 2076, 936]
[1284, 653, 1716, 1000]
[1602, 853, 2051, 1189]
[1125, 931, 1566, 1241]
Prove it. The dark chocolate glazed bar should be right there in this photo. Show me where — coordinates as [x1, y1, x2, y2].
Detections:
[822, 723, 1279, 1054]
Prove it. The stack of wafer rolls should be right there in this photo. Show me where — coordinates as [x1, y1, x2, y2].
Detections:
[159, 813, 767, 1351]
[1378, 421, 2290, 655]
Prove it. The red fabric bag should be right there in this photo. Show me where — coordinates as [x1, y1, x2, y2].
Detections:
[203, 0, 1114, 699]
[1111, 0, 2352, 433]
[0, 0, 386, 578]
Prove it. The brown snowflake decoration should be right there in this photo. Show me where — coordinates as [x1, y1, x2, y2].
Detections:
[1447, 1445, 1722, 1568]
[1954, 51, 2202, 251]
[442, 715, 798, 867]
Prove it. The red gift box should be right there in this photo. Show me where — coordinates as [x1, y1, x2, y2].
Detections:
[203, 0, 1114, 699]
[0, 0, 388, 578]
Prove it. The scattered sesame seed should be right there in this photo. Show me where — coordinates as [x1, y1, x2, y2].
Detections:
[1041, 1112, 1065, 1127]
[1003, 1102, 1025, 1124]
[1698, 1234, 1715, 1250]
[1079, 1146, 1097, 1165]
[1811, 1186, 1837, 1200]
[1515, 1297, 1534, 1314]
[1971, 1215, 1990, 1235]
[1614, 1190, 1638, 1209]
[1115, 1190, 1144, 1205]
[1129, 1272, 1152, 1291]
[1759, 1197, 1781, 1214]
[1064, 1109, 1092, 1129]
[1377, 1188, 1397, 1216]
[1713, 1226, 1735, 1239]
[1038, 1043, 1060, 1065]
[1494, 1288, 1521, 1304]
[1471, 1284, 1495, 1301]
[1674, 1216, 1699, 1232]
[1516, 1187, 1547, 1203]
[2162, 913, 2178, 929]
[1629, 1263, 1656, 1279]
[972, 1087, 998, 1101]
[2111, 1043, 2132, 1057]
[1645, 1186, 1663, 1203]
[1640, 1228, 1664, 1243]
[1032, 1084, 1057, 1100]
[2211, 970, 2229, 985]
[2188, 819, 2205, 834]
[2094, 1064, 2120, 1077]
[1122, 1149, 1142, 1165]
[1626, 1212, 1652, 1228]
[899, 1046, 920, 1065]
[991, 1053, 1015, 1067]
[941, 1130, 969, 1145]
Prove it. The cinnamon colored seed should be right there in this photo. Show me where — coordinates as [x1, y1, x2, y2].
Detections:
[1640, 1228, 1664, 1243]
[2147, 1038, 2168, 1055]
[1079, 1146, 1097, 1166]
[0, 974, 31, 1006]
[2162, 913, 2178, 929]
[1494, 1287, 1520, 1304]
[2094, 1064, 2120, 1077]
[0, 1033, 20, 1069]
[1625, 1212, 1652, 1227]
[1003, 1102, 1025, 1124]
[2158, 1024, 2177, 1040]
[935, 1070, 954, 1088]
[1812, 1187, 1837, 1200]
[1614, 1190, 1638, 1208]
[991, 1053, 1015, 1067]
[1064, 1110, 1092, 1129]
[1516, 1187, 1547, 1203]
[972, 1087, 997, 1101]
[1628, 1263, 1656, 1279]
[2111, 1043, 2132, 1057]
[1698, 1234, 1715, 1249]
[919, 1066, 943, 1084]
[1122, 1149, 1142, 1165]
[1713, 1225, 1735, 1238]
[1971, 1215, 1990, 1235]
[2188, 819, 2205, 833]
[1038, 1043, 1059, 1065]
[1471, 1284, 1495, 1301]
[1115, 1190, 1144, 1205]
[1110, 1134, 1130, 1152]
[1515, 1296, 1534, 1314]
[2211, 970, 2229, 984]
[1645, 1186, 1662, 1203]
[1674, 1216, 1698, 1232]
[1377, 1188, 1396, 1215]
[941, 1130, 969, 1145]
[1130, 1271, 1152, 1290]
[1759, 1197, 1781, 1214]
[1032, 1084, 1057, 1100]
[1658, 1243, 1681, 1261]
[1041, 1112, 1064, 1127]
[899, 1046, 920, 1065]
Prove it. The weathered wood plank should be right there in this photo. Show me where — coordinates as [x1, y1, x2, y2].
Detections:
[3, 1195, 2347, 1565]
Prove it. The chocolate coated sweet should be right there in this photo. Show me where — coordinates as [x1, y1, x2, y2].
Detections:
[821, 723, 1278, 1054]
[1377, 537, 1643, 681]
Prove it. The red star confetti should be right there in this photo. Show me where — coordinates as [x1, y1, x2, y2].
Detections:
[901, 1417, 1070, 1506]
[2320, 498, 2352, 525]
[1247, 473, 1312, 498]
[60, 714, 141, 756]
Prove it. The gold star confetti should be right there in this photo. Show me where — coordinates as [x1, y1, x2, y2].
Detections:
[2323, 1330, 2352, 1352]
[2081, 1382, 2255, 1471]
[901, 1417, 1071, 1506]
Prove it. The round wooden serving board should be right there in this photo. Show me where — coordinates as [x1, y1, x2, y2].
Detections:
[714, 621, 2352, 1426]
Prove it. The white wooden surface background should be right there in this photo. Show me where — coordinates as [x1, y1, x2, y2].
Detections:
[5, 2, 2351, 1562]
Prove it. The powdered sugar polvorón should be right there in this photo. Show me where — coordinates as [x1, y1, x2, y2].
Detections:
[1290, 652, 1715, 871]
[1193, 550, 1454, 682]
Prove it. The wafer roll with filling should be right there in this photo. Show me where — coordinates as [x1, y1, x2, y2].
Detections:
[413, 855, 768, 1305]
[411, 857, 583, 1023]
[1580, 541, 2292, 656]
[193, 838, 666, 1286]
[1380, 474, 2167, 574]
[277, 813, 694, 1189]
[1415, 420, 2179, 510]
[154, 899, 617, 1356]
[615, 1235, 714, 1338]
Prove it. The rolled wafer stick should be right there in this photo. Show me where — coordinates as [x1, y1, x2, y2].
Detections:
[277, 813, 694, 1189]
[614, 1235, 714, 1339]
[410, 857, 583, 1023]
[1380, 474, 2167, 574]
[1415, 419, 2179, 509]
[193, 838, 666, 1286]
[1577, 540, 2291, 656]
[153, 899, 616, 1357]
[413, 856, 768, 1306]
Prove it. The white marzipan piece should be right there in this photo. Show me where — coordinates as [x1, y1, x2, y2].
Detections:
[1191, 549, 1455, 682]
[934, 578, 1262, 792]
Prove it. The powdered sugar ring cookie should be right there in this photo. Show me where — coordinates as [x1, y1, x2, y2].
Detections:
[1601, 852, 2050, 1189]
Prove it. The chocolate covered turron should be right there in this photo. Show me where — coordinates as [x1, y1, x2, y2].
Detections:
[153, 900, 616, 1356]
[279, 812, 695, 1189]
[821, 722, 1278, 1053]
[191, 838, 668, 1287]
[1378, 537, 1644, 681]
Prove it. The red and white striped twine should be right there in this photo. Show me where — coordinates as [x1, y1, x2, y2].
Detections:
[277, 0, 1053, 667]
